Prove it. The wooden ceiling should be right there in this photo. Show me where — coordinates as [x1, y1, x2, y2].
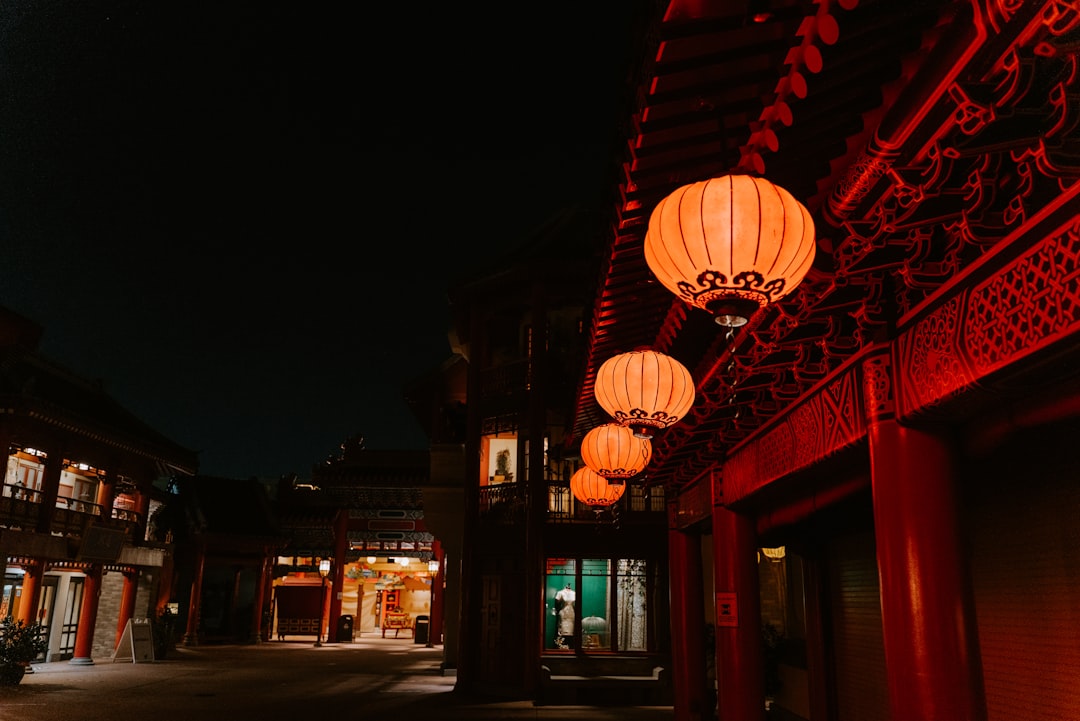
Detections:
[569, 0, 1080, 490]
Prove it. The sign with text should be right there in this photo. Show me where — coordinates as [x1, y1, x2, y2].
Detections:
[113, 616, 155, 663]
[715, 592, 738, 627]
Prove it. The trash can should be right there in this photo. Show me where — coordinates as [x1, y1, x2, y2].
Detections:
[336, 614, 354, 642]
[413, 614, 430, 644]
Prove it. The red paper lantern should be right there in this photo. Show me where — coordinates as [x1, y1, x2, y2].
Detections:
[594, 349, 695, 438]
[644, 174, 816, 327]
[569, 466, 626, 507]
[580, 423, 651, 479]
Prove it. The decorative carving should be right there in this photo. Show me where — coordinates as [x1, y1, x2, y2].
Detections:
[723, 370, 863, 504]
[861, 351, 894, 421]
[965, 218, 1080, 374]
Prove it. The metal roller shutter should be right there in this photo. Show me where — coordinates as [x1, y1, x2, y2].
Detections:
[827, 532, 890, 721]
[968, 449, 1080, 721]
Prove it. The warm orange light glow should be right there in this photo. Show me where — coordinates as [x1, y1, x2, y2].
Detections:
[643, 174, 816, 327]
[594, 349, 695, 437]
[569, 466, 626, 507]
[580, 423, 651, 479]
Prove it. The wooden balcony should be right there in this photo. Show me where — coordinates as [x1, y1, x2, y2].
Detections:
[0, 482, 142, 538]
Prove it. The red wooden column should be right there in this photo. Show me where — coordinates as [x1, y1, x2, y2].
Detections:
[115, 569, 139, 648]
[95, 471, 117, 521]
[71, 564, 103, 665]
[327, 508, 348, 635]
[16, 561, 44, 625]
[668, 503, 708, 721]
[251, 554, 272, 643]
[156, 551, 176, 615]
[182, 545, 206, 646]
[864, 351, 986, 721]
[711, 501, 765, 721]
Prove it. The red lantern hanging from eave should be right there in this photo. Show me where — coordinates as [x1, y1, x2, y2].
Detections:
[580, 423, 651, 480]
[643, 174, 816, 328]
[594, 349, 695, 438]
[569, 466, 626, 508]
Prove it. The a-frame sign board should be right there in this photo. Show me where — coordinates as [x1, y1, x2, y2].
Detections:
[112, 616, 155, 663]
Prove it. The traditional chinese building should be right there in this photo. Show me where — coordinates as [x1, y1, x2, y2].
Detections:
[437, 1, 1080, 720]
[0, 306, 198, 663]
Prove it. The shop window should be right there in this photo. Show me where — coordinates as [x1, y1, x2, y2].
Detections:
[545, 559, 577, 650]
[543, 556, 650, 652]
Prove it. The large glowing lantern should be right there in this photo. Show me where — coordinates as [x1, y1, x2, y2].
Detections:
[595, 349, 695, 438]
[643, 174, 816, 327]
[569, 466, 626, 508]
[580, 423, 651, 480]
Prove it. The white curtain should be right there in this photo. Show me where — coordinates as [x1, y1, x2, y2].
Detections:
[617, 559, 648, 650]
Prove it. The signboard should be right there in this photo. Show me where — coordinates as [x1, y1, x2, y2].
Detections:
[715, 591, 738, 627]
[112, 616, 155, 662]
[77, 525, 127, 562]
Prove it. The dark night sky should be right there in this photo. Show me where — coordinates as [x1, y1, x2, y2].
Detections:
[0, 2, 645, 480]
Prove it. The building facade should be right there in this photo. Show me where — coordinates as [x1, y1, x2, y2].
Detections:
[561, 2, 1080, 721]
[433, 2, 1080, 720]
[0, 306, 197, 664]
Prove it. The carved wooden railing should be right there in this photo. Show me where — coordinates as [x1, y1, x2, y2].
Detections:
[0, 482, 142, 537]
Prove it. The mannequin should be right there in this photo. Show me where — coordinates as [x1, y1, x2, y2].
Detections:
[554, 583, 576, 648]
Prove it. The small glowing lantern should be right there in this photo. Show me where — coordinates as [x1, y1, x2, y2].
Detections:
[580, 423, 651, 479]
[594, 349, 695, 438]
[644, 174, 816, 327]
[570, 466, 626, 507]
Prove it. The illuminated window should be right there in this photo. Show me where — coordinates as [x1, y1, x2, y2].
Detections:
[543, 557, 652, 653]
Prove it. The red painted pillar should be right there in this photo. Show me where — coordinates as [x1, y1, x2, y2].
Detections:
[115, 569, 138, 648]
[251, 554, 271, 643]
[668, 503, 708, 721]
[71, 564, 103, 665]
[864, 350, 985, 721]
[328, 509, 348, 635]
[95, 472, 116, 520]
[712, 502, 765, 721]
[156, 551, 176, 615]
[183, 546, 206, 646]
[16, 562, 43, 625]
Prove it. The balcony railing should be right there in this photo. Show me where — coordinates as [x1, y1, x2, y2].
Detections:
[546, 481, 665, 524]
[478, 482, 524, 523]
[0, 482, 142, 537]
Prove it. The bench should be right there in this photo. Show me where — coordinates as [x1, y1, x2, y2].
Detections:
[537, 663, 669, 705]
[381, 611, 412, 638]
[276, 617, 321, 640]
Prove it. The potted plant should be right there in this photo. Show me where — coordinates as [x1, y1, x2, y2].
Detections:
[0, 616, 48, 685]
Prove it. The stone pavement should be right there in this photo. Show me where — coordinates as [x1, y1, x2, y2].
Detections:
[0, 634, 676, 721]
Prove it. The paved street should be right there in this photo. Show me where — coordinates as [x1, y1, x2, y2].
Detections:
[0, 635, 675, 721]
